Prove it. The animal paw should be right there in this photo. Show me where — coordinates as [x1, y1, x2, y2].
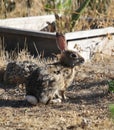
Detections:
[25, 95, 38, 105]
[50, 98, 62, 104]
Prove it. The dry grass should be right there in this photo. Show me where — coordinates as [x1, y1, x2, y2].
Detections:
[0, 0, 46, 18]
[0, 105, 113, 130]
[0, 42, 114, 129]
[0, 1, 114, 129]
[0, 42, 8, 68]
[0, 0, 114, 31]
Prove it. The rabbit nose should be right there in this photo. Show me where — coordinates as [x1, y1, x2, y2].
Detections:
[80, 58, 85, 63]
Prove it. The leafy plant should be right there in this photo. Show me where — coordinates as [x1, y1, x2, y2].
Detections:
[108, 81, 114, 119]
[45, 0, 90, 33]
[45, 0, 72, 14]
[109, 104, 114, 119]
[45, 0, 112, 33]
[71, 0, 90, 31]
[108, 80, 114, 93]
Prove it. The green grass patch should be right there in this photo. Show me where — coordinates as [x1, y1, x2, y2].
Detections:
[109, 104, 114, 119]
[108, 80, 114, 93]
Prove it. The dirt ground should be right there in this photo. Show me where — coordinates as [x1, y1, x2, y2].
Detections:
[0, 0, 114, 129]
[0, 56, 114, 130]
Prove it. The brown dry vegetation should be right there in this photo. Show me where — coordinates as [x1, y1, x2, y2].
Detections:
[0, 0, 46, 18]
[0, 0, 114, 129]
[0, 47, 114, 129]
[0, 0, 114, 31]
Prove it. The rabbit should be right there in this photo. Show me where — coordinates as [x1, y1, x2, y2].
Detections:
[4, 61, 38, 85]
[25, 32, 84, 105]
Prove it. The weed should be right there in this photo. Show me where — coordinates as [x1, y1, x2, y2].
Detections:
[109, 104, 114, 119]
[45, 0, 90, 33]
[108, 80, 114, 93]
[45, 0, 113, 33]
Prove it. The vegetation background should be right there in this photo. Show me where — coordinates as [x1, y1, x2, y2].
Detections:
[0, 0, 114, 32]
[0, 0, 114, 129]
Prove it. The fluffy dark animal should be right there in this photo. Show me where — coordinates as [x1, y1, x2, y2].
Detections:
[26, 33, 84, 105]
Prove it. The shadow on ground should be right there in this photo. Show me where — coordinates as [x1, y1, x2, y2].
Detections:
[0, 79, 113, 109]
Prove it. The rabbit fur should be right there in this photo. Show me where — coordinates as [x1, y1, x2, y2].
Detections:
[26, 33, 84, 105]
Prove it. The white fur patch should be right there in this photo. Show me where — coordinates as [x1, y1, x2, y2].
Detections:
[39, 96, 49, 104]
[50, 98, 62, 104]
[26, 95, 38, 105]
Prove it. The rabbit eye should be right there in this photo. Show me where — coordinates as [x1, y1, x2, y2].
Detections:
[70, 53, 77, 58]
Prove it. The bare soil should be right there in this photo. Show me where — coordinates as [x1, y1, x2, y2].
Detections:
[0, 0, 114, 129]
[0, 56, 114, 130]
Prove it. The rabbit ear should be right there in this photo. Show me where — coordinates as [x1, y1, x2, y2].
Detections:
[56, 32, 68, 52]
